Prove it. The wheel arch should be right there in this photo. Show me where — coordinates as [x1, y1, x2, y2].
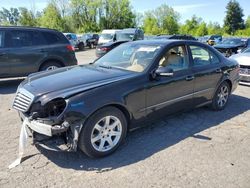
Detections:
[94, 103, 131, 125]
[39, 58, 65, 71]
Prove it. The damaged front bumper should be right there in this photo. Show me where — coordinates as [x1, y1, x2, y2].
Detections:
[19, 112, 84, 152]
[24, 118, 69, 137]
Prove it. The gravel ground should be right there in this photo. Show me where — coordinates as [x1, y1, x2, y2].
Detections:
[0, 50, 250, 188]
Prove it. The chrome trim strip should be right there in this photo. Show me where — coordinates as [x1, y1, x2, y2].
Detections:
[140, 88, 214, 112]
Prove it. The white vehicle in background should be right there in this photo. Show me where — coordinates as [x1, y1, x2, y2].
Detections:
[230, 47, 250, 86]
[98, 29, 121, 45]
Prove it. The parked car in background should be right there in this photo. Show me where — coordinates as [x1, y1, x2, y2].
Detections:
[154, 34, 197, 40]
[13, 40, 239, 158]
[0, 26, 77, 78]
[230, 47, 250, 85]
[96, 40, 128, 57]
[96, 28, 144, 57]
[116, 28, 144, 41]
[144, 35, 156, 40]
[213, 38, 246, 57]
[82, 33, 99, 48]
[98, 29, 121, 45]
[240, 38, 250, 51]
[199, 35, 222, 46]
[64, 33, 85, 51]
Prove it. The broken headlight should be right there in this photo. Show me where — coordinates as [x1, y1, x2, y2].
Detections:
[29, 98, 67, 118]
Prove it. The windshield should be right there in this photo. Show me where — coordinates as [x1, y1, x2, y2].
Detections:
[219, 38, 242, 45]
[117, 33, 134, 41]
[100, 34, 114, 40]
[242, 47, 250, 53]
[83, 34, 92, 39]
[94, 43, 162, 72]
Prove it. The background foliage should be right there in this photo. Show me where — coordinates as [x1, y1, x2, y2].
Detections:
[0, 0, 249, 36]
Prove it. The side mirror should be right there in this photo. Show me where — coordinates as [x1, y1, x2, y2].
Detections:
[155, 67, 174, 77]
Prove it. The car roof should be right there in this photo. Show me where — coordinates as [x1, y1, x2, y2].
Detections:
[125, 39, 201, 46]
[0, 26, 59, 32]
[121, 28, 139, 33]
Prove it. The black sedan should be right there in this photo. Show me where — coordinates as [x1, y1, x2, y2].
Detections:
[95, 40, 128, 57]
[214, 38, 246, 57]
[13, 40, 240, 158]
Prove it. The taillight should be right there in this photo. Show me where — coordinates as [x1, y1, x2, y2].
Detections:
[100, 47, 110, 52]
[66, 45, 75, 51]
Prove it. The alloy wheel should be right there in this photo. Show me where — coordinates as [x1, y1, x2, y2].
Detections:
[217, 85, 229, 107]
[46, 66, 58, 71]
[91, 116, 122, 152]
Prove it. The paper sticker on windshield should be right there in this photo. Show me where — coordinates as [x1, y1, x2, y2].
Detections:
[138, 46, 159, 52]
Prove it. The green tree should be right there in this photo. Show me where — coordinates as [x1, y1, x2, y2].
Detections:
[39, 3, 64, 31]
[143, 12, 161, 34]
[246, 16, 250, 28]
[195, 22, 208, 36]
[207, 22, 224, 35]
[71, 0, 100, 32]
[19, 7, 37, 26]
[179, 15, 202, 35]
[99, 0, 135, 30]
[224, 0, 244, 35]
[143, 3, 179, 35]
[0, 7, 20, 25]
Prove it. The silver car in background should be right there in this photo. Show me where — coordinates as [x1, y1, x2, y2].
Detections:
[230, 47, 250, 86]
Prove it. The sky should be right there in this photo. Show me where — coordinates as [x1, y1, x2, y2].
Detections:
[1, 0, 250, 25]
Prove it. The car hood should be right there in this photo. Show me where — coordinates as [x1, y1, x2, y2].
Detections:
[214, 43, 241, 49]
[230, 53, 250, 66]
[20, 65, 136, 105]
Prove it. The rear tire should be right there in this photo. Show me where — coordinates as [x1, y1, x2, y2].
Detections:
[211, 81, 230, 111]
[89, 43, 94, 49]
[78, 107, 127, 158]
[78, 43, 84, 51]
[39, 61, 62, 71]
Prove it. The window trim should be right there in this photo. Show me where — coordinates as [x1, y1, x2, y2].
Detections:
[189, 45, 220, 67]
[0, 30, 5, 48]
[158, 44, 190, 72]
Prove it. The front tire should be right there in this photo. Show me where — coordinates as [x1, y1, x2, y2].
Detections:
[78, 107, 127, 158]
[211, 81, 230, 110]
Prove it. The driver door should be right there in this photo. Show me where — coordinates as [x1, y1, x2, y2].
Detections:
[146, 44, 194, 119]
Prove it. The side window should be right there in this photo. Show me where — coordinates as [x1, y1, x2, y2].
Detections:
[210, 52, 220, 64]
[159, 45, 189, 71]
[42, 32, 62, 45]
[190, 46, 210, 66]
[5, 30, 33, 48]
[0, 31, 4, 48]
[190, 45, 220, 66]
[31, 31, 47, 46]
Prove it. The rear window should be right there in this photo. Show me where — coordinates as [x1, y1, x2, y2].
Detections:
[43, 31, 68, 45]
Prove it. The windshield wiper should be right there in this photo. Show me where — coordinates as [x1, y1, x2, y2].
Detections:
[99, 65, 112, 69]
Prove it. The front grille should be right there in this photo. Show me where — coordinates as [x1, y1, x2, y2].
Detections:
[239, 65, 250, 75]
[240, 65, 250, 69]
[12, 88, 34, 112]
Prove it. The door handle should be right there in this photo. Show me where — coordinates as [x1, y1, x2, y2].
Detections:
[215, 68, 222, 73]
[186, 75, 194, 81]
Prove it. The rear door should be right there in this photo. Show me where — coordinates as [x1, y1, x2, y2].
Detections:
[6, 29, 48, 76]
[188, 44, 223, 106]
[0, 30, 10, 77]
